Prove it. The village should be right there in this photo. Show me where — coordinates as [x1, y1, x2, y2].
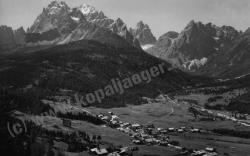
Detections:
[83, 93, 250, 156]
[24, 91, 250, 156]
[95, 110, 219, 156]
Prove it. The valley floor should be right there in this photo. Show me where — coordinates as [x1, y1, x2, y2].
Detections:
[18, 95, 250, 156]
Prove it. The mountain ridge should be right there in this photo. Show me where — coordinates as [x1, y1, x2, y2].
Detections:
[146, 20, 242, 78]
[25, 1, 142, 49]
[1, 1, 151, 51]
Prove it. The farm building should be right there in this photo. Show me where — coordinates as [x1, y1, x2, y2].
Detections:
[62, 119, 71, 127]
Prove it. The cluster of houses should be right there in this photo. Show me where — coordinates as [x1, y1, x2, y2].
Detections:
[96, 111, 219, 156]
[89, 146, 138, 156]
[55, 136, 138, 156]
[191, 147, 218, 156]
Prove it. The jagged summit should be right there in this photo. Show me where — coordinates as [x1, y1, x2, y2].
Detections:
[129, 21, 156, 45]
[14, 26, 26, 43]
[115, 18, 125, 27]
[47, 1, 69, 10]
[0, 25, 26, 47]
[1, 1, 142, 50]
[136, 21, 149, 29]
[50, 1, 67, 6]
[160, 31, 179, 39]
[78, 4, 97, 15]
[188, 20, 195, 26]
[28, 1, 78, 34]
[147, 20, 240, 72]
[0, 25, 16, 46]
[146, 31, 179, 57]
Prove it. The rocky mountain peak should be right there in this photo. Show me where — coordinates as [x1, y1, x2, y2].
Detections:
[14, 26, 25, 33]
[115, 18, 125, 27]
[135, 21, 149, 31]
[183, 20, 205, 33]
[0, 25, 16, 46]
[215, 25, 239, 41]
[79, 4, 96, 15]
[13, 26, 26, 43]
[48, 1, 69, 10]
[146, 31, 179, 56]
[137, 21, 144, 27]
[198, 26, 250, 78]
[28, 1, 81, 34]
[130, 21, 156, 45]
[187, 20, 195, 26]
[244, 27, 250, 33]
[7, 1, 143, 50]
[147, 20, 241, 71]
[144, 24, 149, 29]
[77, 4, 109, 22]
[160, 31, 179, 39]
[96, 11, 106, 19]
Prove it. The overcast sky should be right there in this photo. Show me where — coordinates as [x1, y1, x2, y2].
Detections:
[1, 0, 250, 39]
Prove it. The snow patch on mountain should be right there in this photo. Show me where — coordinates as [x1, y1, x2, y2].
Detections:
[79, 4, 96, 15]
[200, 57, 208, 65]
[182, 57, 208, 70]
[141, 44, 154, 50]
[213, 37, 219, 42]
[71, 17, 80, 22]
[51, 6, 59, 9]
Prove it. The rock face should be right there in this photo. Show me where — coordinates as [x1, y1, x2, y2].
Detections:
[13, 27, 26, 43]
[28, 1, 79, 34]
[147, 20, 240, 71]
[0, 25, 26, 49]
[197, 27, 250, 78]
[146, 31, 179, 57]
[76, 4, 141, 49]
[0, 25, 16, 47]
[129, 21, 156, 45]
[24, 1, 141, 49]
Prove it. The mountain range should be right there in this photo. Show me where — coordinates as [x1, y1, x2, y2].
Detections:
[146, 20, 250, 79]
[1, 1, 250, 79]
[0, 1, 209, 105]
[0, 1, 154, 50]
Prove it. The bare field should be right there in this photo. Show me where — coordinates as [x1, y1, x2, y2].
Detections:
[83, 102, 250, 131]
[175, 88, 247, 106]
